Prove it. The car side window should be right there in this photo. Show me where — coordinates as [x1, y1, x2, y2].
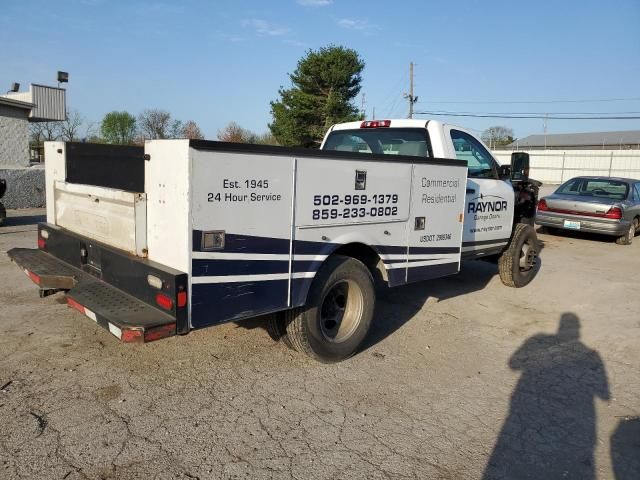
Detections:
[633, 183, 640, 202]
[450, 129, 498, 179]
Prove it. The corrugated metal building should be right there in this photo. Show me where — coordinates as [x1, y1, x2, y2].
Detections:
[493, 130, 640, 183]
[0, 84, 66, 167]
[507, 130, 640, 150]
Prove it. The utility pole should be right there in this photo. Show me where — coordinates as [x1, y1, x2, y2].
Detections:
[404, 62, 418, 119]
[543, 114, 548, 150]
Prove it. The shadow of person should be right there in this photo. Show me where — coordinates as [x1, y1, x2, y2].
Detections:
[483, 313, 610, 480]
[610, 417, 640, 479]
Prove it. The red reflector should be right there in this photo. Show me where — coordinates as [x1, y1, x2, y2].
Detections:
[144, 323, 176, 342]
[177, 291, 187, 308]
[360, 119, 391, 128]
[26, 270, 41, 285]
[156, 292, 173, 310]
[66, 297, 85, 314]
[605, 207, 623, 219]
[537, 199, 548, 211]
[121, 328, 144, 343]
[37, 238, 46, 249]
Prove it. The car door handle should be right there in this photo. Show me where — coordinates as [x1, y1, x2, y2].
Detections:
[466, 188, 476, 194]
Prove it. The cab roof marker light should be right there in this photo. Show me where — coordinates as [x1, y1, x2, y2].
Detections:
[360, 120, 391, 128]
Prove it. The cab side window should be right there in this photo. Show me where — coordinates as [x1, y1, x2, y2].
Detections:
[450, 129, 498, 179]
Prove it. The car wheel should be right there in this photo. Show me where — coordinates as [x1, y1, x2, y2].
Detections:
[499, 223, 540, 288]
[0, 203, 6, 227]
[283, 255, 375, 363]
[616, 219, 637, 245]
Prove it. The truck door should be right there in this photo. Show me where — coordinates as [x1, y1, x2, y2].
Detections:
[406, 162, 467, 283]
[445, 128, 515, 257]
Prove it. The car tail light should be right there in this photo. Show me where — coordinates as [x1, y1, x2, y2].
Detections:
[537, 199, 548, 211]
[37, 237, 46, 249]
[605, 207, 623, 219]
[155, 292, 173, 310]
[360, 120, 391, 128]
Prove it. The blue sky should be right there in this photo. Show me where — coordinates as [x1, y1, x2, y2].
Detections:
[1, 0, 639, 140]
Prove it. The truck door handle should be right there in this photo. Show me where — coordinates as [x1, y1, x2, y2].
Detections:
[466, 188, 476, 194]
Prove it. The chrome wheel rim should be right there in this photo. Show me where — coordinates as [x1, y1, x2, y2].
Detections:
[519, 241, 538, 271]
[319, 280, 363, 343]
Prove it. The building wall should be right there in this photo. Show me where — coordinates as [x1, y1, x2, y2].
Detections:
[0, 104, 30, 167]
[493, 149, 640, 184]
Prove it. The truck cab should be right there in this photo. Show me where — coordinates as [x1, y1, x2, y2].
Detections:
[321, 119, 536, 260]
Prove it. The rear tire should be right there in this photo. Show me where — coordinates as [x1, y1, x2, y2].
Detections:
[499, 223, 540, 288]
[616, 219, 637, 245]
[0, 203, 6, 227]
[283, 255, 375, 363]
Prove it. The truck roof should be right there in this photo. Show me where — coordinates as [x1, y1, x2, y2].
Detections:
[329, 118, 445, 131]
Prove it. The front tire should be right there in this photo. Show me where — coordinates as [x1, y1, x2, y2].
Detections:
[498, 223, 540, 288]
[283, 255, 375, 363]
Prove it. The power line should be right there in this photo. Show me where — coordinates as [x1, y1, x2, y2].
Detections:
[423, 110, 640, 115]
[414, 111, 640, 120]
[421, 97, 640, 105]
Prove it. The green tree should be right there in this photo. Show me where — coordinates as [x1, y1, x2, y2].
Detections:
[101, 111, 137, 144]
[481, 126, 515, 149]
[269, 45, 365, 147]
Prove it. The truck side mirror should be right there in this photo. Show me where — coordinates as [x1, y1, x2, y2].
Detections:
[498, 165, 511, 180]
[511, 152, 530, 182]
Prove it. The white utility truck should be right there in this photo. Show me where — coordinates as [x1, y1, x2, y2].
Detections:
[9, 119, 540, 362]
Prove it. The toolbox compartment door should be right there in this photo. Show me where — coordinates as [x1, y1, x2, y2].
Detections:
[406, 163, 467, 283]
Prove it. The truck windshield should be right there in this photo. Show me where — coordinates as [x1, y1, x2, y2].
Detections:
[323, 128, 430, 157]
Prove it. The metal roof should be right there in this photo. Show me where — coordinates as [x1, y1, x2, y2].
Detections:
[509, 130, 640, 148]
[0, 96, 34, 110]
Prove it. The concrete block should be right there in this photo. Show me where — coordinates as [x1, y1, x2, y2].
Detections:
[0, 166, 45, 209]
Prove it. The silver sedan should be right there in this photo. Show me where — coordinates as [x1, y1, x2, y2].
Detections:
[536, 176, 640, 245]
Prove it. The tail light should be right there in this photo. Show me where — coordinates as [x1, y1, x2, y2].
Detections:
[37, 237, 46, 249]
[537, 199, 548, 211]
[605, 207, 623, 219]
[177, 290, 187, 308]
[360, 120, 391, 128]
[155, 292, 173, 310]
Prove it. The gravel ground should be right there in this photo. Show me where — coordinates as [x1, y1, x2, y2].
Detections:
[0, 207, 638, 480]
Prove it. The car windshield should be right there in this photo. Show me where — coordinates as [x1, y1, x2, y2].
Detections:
[323, 128, 429, 157]
[556, 178, 629, 200]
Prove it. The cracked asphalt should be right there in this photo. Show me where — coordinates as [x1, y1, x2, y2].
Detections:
[0, 208, 639, 479]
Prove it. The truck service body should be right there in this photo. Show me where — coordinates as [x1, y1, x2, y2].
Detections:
[8, 119, 539, 361]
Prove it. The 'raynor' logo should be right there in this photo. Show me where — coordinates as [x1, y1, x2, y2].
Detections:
[468, 194, 508, 213]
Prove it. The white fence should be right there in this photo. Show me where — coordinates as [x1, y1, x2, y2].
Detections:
[493, 149, 640, 184]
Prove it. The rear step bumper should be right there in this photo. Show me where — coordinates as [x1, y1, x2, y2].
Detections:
[8, 248, 177, 343]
